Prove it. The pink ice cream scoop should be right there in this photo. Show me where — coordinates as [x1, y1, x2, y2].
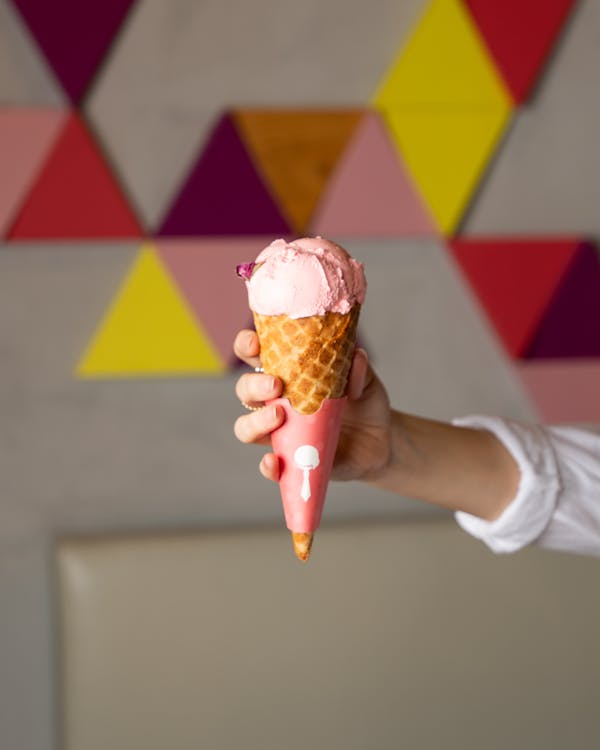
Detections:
[243, 236, 366, 318]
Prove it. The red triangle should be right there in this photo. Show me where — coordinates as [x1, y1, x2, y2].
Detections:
[465, 0, 577, 103]
[9, 0, 136, 104]
[449, 237, 581, 358]
[156, 238, 261, 366]
[8, 112, 143, 239]
[310, 111, 437, 236]
[0, 108, 66, 237]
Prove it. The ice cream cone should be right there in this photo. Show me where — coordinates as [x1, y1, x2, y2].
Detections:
[238, 237, 366, 561]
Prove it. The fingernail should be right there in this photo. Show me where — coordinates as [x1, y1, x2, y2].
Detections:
[259, 377, 275, 398]
[245, 331, 255, 348]
[270, 405, 281, 422]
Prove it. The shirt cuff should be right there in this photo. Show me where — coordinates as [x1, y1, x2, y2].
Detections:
[452, 416, 562, 554]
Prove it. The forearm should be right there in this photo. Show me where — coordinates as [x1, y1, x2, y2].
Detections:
[367, 411, 520, 521]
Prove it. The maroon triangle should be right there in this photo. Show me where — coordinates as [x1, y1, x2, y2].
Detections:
[158, 114, 291, 237]
[10, 0, 136, 104]
[527, 242, 600, 358]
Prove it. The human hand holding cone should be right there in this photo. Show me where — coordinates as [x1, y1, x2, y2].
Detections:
[239, 237, 366, 562]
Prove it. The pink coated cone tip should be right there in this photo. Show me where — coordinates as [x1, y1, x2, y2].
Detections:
[268, 396, 347, 533]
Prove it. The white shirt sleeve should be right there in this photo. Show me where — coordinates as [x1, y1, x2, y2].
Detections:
[453, 416, 600, 556]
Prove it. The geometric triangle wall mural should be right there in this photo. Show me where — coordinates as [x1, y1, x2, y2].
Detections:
[1, 0, 592, 423]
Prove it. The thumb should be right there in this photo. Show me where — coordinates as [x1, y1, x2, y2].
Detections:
[347, 348, 369, 400]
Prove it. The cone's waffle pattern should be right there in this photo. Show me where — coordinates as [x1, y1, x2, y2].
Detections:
[253, 306, 360, 415]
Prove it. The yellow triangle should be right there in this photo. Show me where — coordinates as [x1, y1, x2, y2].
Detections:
[384, 106, 511, 235]
[77, 244, 226, 377]
[374, 0, 511, 108]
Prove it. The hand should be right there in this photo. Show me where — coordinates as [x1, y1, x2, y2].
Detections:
[233, 329, 392, 483]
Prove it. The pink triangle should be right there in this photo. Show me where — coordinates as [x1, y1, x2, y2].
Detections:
[518, 360, 600, 423]
[156, 238, 263, 367]
[310, 111, 437, 236]
[0, 108, 67, 237]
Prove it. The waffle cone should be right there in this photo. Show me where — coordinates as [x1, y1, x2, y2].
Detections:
[253, 305, 360, 415]
[291, 532, 313, 562]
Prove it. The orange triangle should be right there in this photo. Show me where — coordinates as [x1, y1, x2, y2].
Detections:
[234, 109, 363, 233]
[8, 112, 142, 239]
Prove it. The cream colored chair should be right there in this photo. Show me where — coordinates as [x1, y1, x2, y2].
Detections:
[58, 521, 600, 750]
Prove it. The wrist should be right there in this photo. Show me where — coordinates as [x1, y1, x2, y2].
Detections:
[363, 411, 520, 519]
[362, 410, 407, 486]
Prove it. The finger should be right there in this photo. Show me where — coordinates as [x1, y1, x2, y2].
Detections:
[347, 348, 368, 400]
[234, 404, 285, 444]
[235, 373, 281, 407]
[233, 329, 261, 369]
[361, 354, 379, 394]
[259, 452, 280, 482]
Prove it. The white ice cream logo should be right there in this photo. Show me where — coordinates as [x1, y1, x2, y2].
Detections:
[294, 445, 320, 502]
